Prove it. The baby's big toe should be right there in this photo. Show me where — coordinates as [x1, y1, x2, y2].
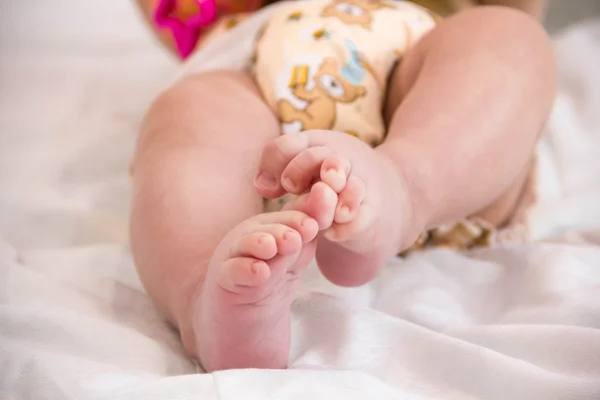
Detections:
[254, 134, 312, 198]
[258, 224, 303, 256]
[236, 225, 303, 261]
[280, 146, 337, 194]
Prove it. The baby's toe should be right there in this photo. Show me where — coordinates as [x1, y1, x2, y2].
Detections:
[256, 224, 303, 256]
[254, 134, 311, 198]
[280, 146, 333, 194]
[217, 257, 270, 292]
[334, 177, 365, 224]
[325, 203, 374, 242]
[234, 232, 278, 260]
[256, 210, 319, 244]
[284, 182, 338, 230]
[320, 155, 351, 193]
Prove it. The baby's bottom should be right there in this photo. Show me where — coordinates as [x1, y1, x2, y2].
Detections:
[130, 7, 555, 372]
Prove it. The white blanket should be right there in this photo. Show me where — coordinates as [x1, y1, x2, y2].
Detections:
[1, 1, 600, 399]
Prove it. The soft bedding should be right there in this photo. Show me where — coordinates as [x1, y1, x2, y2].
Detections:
[1, 1, 599, 399]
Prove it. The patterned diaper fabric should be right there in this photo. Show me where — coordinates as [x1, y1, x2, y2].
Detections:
[253, 0, 436, 146]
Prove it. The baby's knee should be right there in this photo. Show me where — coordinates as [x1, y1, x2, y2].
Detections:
[447, 6, 552, 55]
[426, 6, 556, 97]
[477, 6, 556, 96]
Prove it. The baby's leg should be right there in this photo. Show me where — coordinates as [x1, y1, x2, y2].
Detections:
[131, 71, 335, 371]
[326, 6, 555, 282]
[380, 6, 555, 230]
[256, 6, 555, 286]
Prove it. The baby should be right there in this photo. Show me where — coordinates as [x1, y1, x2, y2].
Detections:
[131, 0, 555, 371]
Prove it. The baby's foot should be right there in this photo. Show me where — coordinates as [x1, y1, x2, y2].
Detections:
[187, 186, 337, 371]
[255, 131, 422, 287]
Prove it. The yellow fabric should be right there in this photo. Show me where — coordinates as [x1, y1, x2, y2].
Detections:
[253, 0, 436, 145]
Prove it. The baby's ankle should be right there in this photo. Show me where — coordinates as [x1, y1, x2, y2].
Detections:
[375, 143, 431, 244]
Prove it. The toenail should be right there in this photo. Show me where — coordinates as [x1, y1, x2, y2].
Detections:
[282, 177, 296, 191]
[300, 218, 312, 228]
[256, 234, 270, 245]
[339, 205, 350, 215]
[282, 230, 296, 241]
[254, 171, 277, 189]
[251, 261, 264, 273]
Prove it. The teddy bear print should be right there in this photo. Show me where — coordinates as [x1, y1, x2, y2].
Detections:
[276, 57, 367, 131]
[321, 0, 394, 29]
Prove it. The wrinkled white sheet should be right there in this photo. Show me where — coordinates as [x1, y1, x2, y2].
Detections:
[1, 1, 600, 399]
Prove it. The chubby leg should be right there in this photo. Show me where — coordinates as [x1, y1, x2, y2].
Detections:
[381, 6, 555, 230]
[130, 71, 336, 371]
[256, 6, 555, 286]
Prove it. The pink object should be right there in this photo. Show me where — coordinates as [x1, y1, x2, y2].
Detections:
[153, 0, 218, 59]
